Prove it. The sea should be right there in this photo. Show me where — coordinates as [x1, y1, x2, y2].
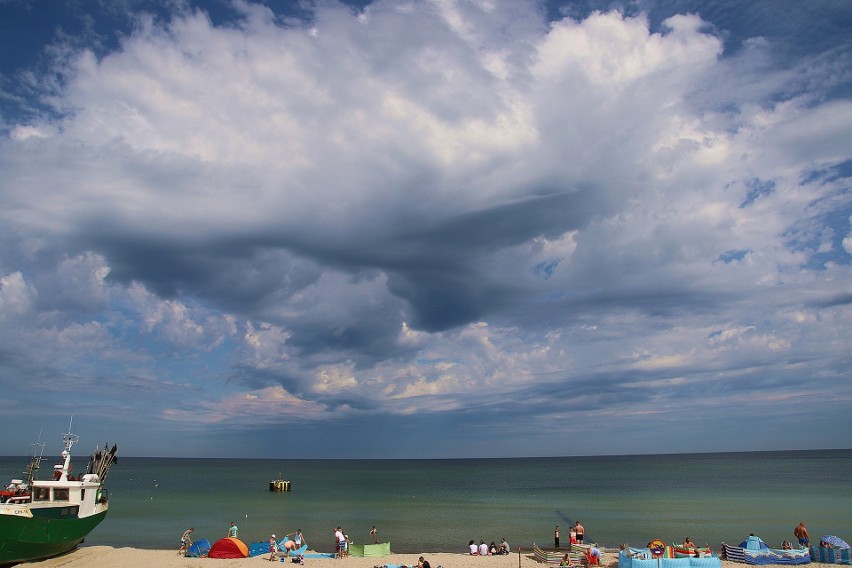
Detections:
[2, 450, 850, 554]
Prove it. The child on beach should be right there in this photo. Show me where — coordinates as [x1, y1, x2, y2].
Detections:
[178, 528, 194, 556]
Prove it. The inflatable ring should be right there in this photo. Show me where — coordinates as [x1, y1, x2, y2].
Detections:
[649, 540, 666, 558]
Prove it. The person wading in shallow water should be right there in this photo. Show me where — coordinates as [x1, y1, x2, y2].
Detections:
[575, 521, 585, 544]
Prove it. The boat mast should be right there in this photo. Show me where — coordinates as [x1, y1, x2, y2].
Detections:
[55, 417, 79, 482]
[23, 428, 45, 487]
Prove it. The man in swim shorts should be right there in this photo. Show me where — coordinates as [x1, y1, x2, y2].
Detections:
[575, 521, 585, 544]
[178, 527, 194, 556]
[794, 522, 809, 547]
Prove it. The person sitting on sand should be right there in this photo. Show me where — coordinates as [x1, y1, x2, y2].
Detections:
[500, 538, 510, 555]
[781, 541, 793, 550]
[469, 540, 478, 555]
[683, 538, 697, 550]
[478, 540, 488, 556]
[560, 553, 573, 567]
[418, 556, 431, 568]
[490, 542, 498, 555]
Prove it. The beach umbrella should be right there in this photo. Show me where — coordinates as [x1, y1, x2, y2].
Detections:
[820, 536, 850, 549]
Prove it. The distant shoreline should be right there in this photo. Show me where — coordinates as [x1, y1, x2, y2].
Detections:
[5, 447, 850, 461]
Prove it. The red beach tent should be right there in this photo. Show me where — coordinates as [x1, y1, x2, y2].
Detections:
[208, 537, 249, 558]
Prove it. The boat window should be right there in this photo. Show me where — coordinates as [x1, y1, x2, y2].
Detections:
[54, 488, 70, 501]
[81, 488, 86, 501]
[33, 487, 50, 501]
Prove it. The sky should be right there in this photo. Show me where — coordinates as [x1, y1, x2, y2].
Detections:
[0, 0, 850, 459]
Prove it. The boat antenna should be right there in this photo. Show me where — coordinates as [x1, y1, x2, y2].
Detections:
[62, 416, 79, 453]
[23, 427, 46, 486]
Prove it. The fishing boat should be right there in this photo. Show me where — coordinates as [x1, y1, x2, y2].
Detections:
[0, 424, 117, 565]
[722, 535, 810, 565]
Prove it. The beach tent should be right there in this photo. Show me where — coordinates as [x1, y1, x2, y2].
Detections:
[208, 537, 249, 558]
[739, 537, 769, 550]
[348, 542, 392, 557]
[186, 538, 211, 558]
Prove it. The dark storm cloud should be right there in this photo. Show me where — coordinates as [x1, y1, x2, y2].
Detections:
[0, 0, 850, 457]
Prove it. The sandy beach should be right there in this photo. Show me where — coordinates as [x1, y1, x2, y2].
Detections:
[26, 546, 748, 568]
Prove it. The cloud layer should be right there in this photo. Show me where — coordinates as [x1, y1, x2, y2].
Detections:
[1, 0, 850, 457]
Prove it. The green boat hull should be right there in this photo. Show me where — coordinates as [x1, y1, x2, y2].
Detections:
[0, 509, 107, 565]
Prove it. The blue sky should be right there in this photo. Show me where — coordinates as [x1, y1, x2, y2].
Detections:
[0, 0, 850, 459]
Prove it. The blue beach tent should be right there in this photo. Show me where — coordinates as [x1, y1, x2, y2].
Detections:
[740, 536, 769, 550]
[186, 538, 211, 557]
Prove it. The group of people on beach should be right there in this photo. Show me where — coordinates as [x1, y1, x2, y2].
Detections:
[176, 521, 307, 560]
[269, 529, 306, 561]
[468, 538, 511, 556]
[334, 526, 350, 559]
[554, 522, 585, 549]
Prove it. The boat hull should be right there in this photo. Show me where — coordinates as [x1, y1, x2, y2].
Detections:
[0, 508, 107, 565]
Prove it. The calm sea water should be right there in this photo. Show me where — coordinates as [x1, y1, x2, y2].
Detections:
[2, 451, 850, 553]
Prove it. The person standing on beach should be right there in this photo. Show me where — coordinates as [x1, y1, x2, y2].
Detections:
[228, 521, 238, 538]
[794, 522, 810, 547]
[569, 526, 577, 546]
[574, 521, 585, 544]
[269, 534, 278, 561]
[555, 526, 560, 549]
[178, 527, 194, 556]
[294, 529, 305, 549]
[371, 525, 378, 543]
[334, 526, 346, 559]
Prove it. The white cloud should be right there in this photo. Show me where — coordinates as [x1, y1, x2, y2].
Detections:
[0, 1, 850, 455]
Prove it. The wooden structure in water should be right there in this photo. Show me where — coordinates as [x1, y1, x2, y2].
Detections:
[269, 475, 291, 492]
